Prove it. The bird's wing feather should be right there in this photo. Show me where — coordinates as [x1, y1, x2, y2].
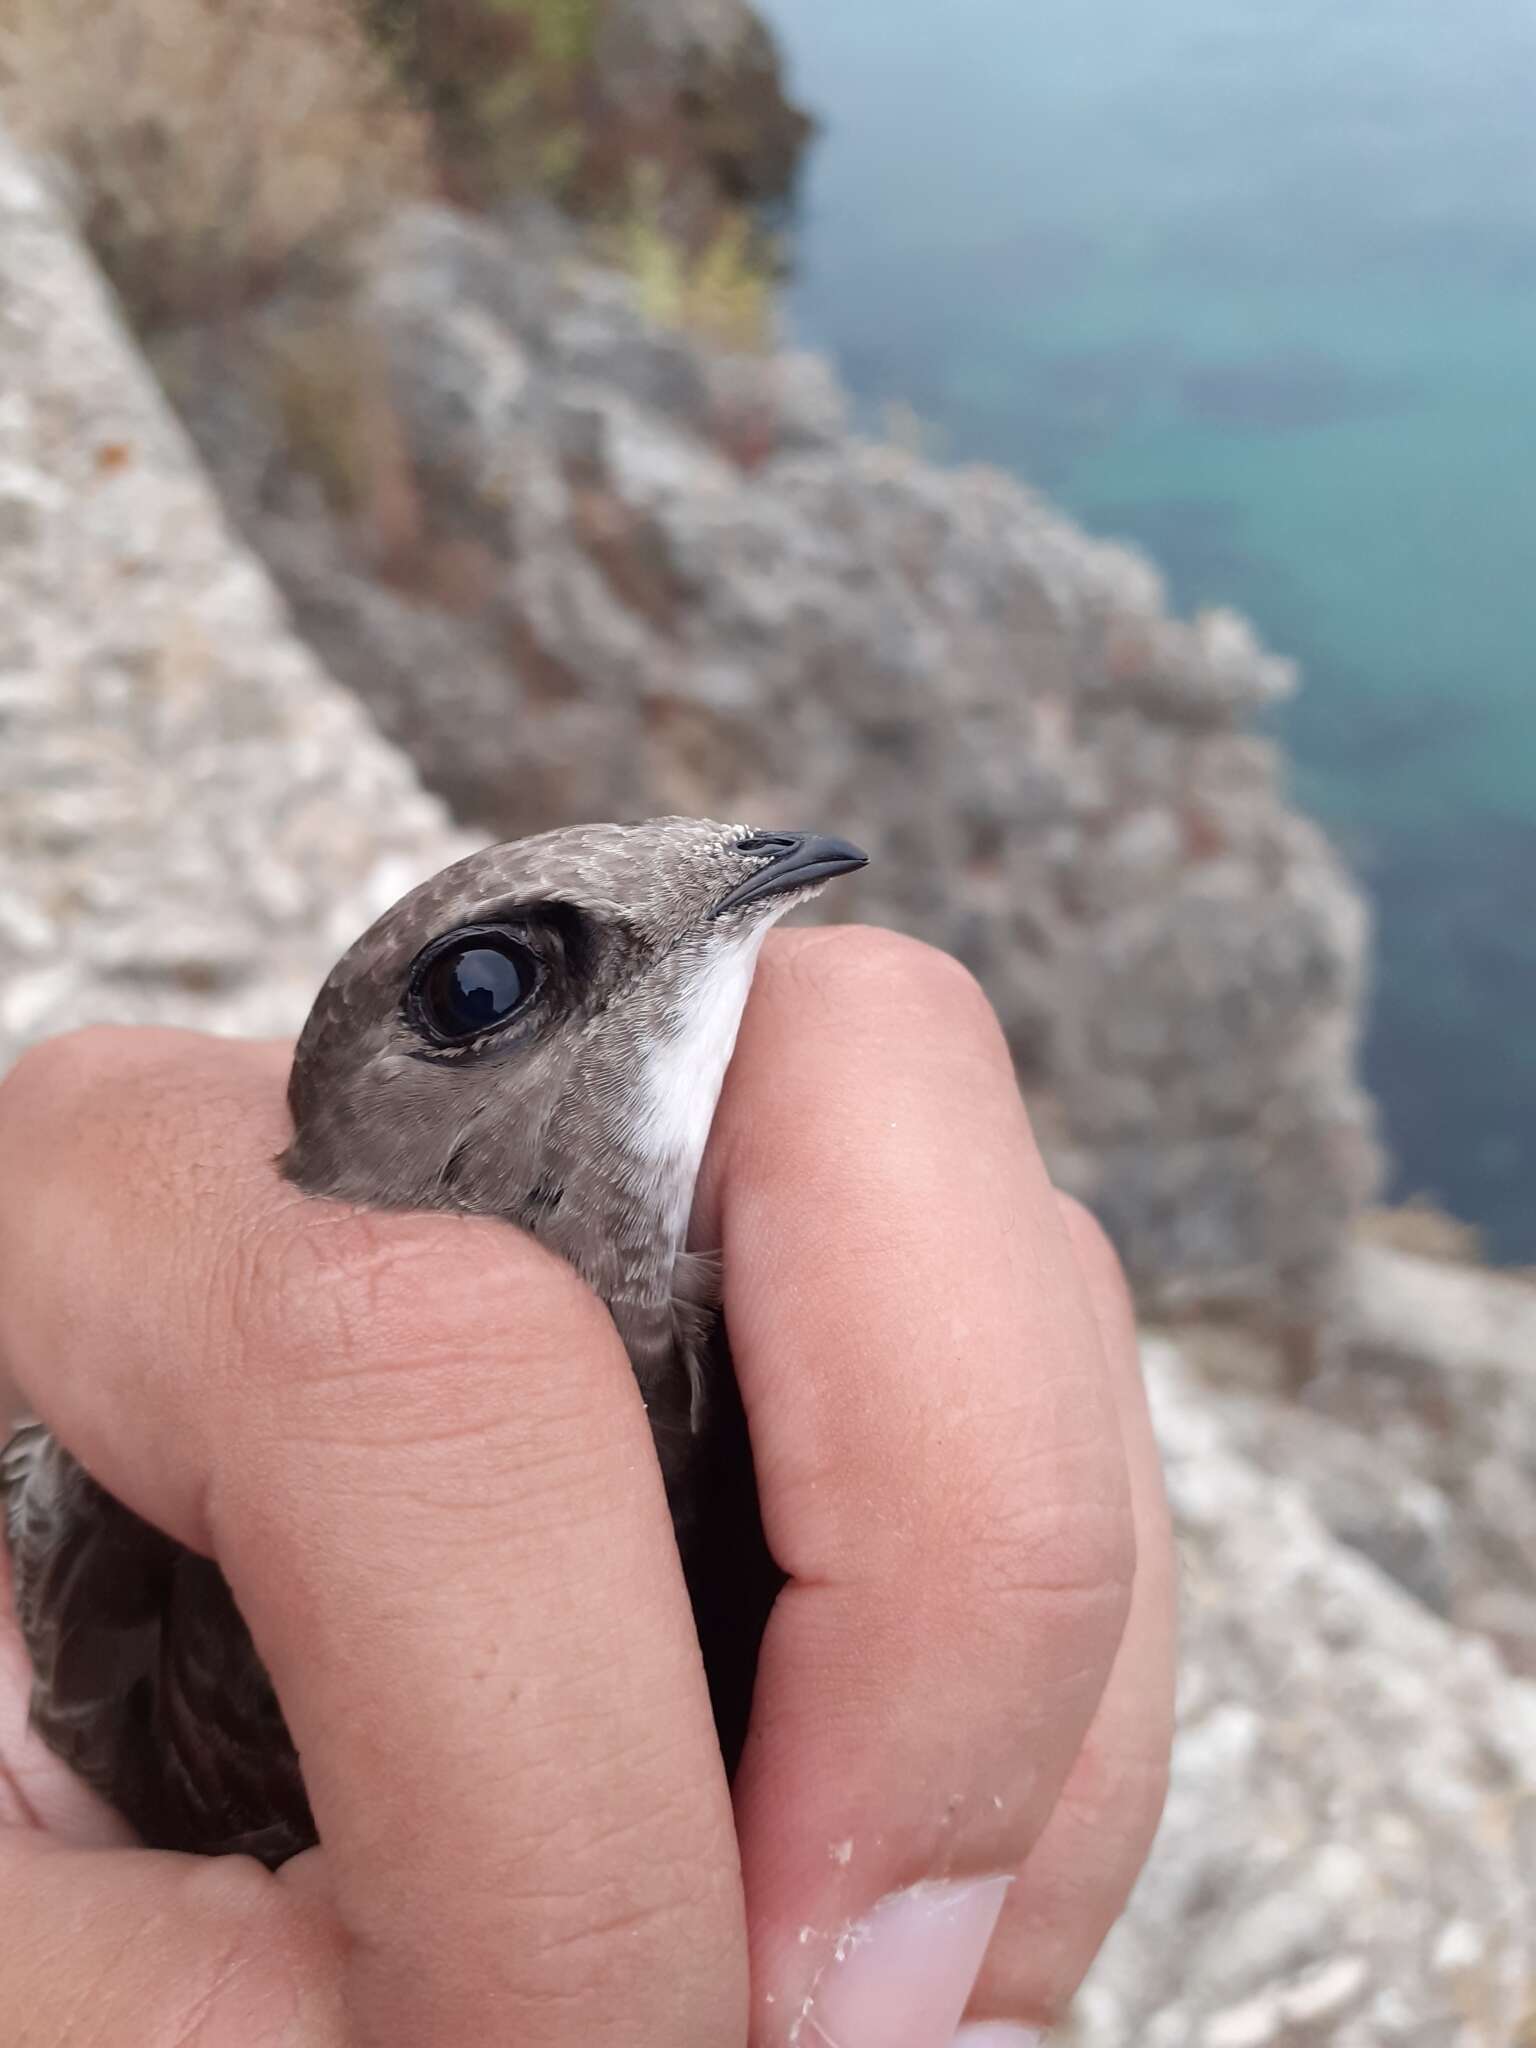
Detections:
[3, 1423, 171, 1777]
[658, 1269, 784, 1774]
[672, 1249, 723, 1429]
[2, 1422, 313, 1865]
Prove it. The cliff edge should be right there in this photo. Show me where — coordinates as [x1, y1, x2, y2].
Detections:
[161, 200, 1380, 1324]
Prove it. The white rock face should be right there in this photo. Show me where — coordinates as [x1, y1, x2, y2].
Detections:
[1076, 1339, 1536, 2047]
[1177, 1244, 1536, 1682]
[0, 135, 468, 1065]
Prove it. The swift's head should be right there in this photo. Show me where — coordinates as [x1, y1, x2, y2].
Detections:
[281, 819, 867, 1286]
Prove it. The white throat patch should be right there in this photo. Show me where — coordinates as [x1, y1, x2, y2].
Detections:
[631, 917, 781, 1256]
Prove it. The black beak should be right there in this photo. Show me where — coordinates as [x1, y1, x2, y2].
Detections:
[713, 831, 869, 917]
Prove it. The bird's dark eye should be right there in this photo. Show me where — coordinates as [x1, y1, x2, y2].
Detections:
[410, 930, 539, 1046]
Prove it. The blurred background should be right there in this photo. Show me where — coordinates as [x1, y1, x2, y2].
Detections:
[763, 0, 1536, 1264]
[0, 0, 1532, 2037]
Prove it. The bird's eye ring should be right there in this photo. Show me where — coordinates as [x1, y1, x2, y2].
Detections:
[407, 927, 540, 1046]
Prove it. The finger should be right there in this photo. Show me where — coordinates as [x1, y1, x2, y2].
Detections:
[965, 1197, 1175, 2027]
[0, 1031, 297, 1549]
[0, 1028, 746, 2048]
[699, 929, 1137, 2047]
[0, 1831, 347, 2047]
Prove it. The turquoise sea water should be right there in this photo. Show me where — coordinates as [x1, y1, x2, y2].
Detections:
[758, 0, 1536, 1259]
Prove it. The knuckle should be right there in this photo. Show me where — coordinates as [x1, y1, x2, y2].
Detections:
[246, 1203, 455, 1382]
[247, 1199, 606, 1402]
[947, 1470, 1138, 1674]
[990, 1488, 1137, 1617]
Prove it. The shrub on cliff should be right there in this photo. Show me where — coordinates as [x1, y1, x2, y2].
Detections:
[360, 0, 600, 207]
[0, 0, 797, 344]
[0, 0, 427, 327]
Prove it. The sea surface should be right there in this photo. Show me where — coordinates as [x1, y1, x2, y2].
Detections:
[758, 0, 1536, 1260]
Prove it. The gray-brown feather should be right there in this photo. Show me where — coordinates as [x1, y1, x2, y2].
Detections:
[4, 1424, 312, 1859]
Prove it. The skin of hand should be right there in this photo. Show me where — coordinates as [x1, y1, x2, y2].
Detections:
[0, 926, 1174, 2048]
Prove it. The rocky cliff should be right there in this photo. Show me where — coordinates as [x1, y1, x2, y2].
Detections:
[157, 200, 1380, 1323]
[0, 145, 468, 1061]
[1085, 1319, 1536, 2048]
[2, 112, 1533, 2046]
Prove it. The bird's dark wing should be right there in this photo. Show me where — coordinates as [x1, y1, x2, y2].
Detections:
[150, 1547, 314, 1864]
[2, 1422, 313, 1866]
[3, 1422, 173, 1808]
[665, 1270, 785, 1775]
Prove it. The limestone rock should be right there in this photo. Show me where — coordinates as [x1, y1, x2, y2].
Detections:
[166, 203, 1379, 1319]
[1315, 1246, 1536, 1677]
[1174, 1247, 1536, 1682]
[0, 130, 468, 1070]
[1074, 1339, 1536, 2047]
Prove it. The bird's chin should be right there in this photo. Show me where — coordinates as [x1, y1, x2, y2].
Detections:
[751, 878, 829, 922]
[716, 882, 802, 927]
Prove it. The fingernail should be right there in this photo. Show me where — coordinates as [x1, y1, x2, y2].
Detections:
[952, 2026, 1046, 2047]
[795, 1875, 1012, 2047]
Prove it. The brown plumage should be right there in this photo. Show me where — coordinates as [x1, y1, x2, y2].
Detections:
[2, 818, 866, 1864]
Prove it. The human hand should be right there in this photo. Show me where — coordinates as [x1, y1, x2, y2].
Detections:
[0, 927, 1173, 2046]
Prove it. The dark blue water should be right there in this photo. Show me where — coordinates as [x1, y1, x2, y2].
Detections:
[759, 0, 1536, 1259]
